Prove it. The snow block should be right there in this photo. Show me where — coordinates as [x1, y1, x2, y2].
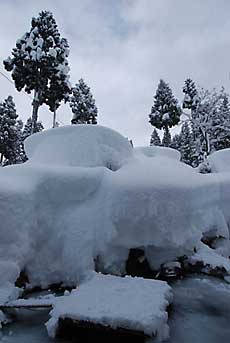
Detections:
[25, 125, 133, 170]
[46, 273, 172, 342]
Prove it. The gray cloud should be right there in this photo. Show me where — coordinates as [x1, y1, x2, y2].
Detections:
[0, 0, 230, 145]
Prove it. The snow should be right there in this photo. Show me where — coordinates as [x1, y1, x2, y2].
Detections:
[48, 48, 57, 58]
[162, 112, 170, 121]
[165, 276, 230, 343]
[25, 125, 133, 170]
[36, 37, 43, 48]
[0, 125, 230, 301]
[208, 149, 230, 172]
[134, 145, 181, 160]
[189, 243, 230, 273]
[46, 273, 172, 341]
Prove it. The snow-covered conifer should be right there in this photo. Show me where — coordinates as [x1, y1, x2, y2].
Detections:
[23, 117, 44, 141]
[70, 79, 98, 124]
[182, 78, 198, 110]
[0, 96, 22, 165]
[179, 122, 195, 166]
[20, 117, 44, 162]
[212, 93, 230, 151]
[4, 11, 71, 132]
[150, 128, 161, 146]
[149, 79, 181, 131]
[170, 134, 181, 151]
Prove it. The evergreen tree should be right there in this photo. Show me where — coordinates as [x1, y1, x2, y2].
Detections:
[162, 127, 171, 147]
[20, 117, 44, 162]
[212, 93, 230, 151]
[149, 79, 181, 131]
[182, 78, 198, 110]
[23, 117, 44, 141]
[44, 37, 71, 127]
[170, 134, 181, 151]
[4, 119, 27, 165]
[4, 11, 71, 132]
[150, 128, 161, 146]
[0, 96, 22, 165]
[179, 122, 195, 166]
[70, 79, 98, 124]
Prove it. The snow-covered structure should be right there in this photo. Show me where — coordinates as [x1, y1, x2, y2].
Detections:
[47, 273, 172, 340]
[0, 125, 230, 312]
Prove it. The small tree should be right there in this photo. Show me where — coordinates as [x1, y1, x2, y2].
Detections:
[179, 122, 195, 166]
[70, 78, 98, 124]
[23, 117, 44, 140]
[150, 128, 161, 146]
[170, 134, 181, 151]
[20, 117, 44, 162]
[0, 96, 22, 165]
[149, 79, 181, 141]
[4, 11, 71, 132]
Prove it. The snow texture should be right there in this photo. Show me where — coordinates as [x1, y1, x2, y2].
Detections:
[25, 125, 132, 170]
[46, 273, 172, 341]
[134, 145, 181, 160]
[189, 243, 230, 273]
[208, 149, 230, 173]
[0, 125, 230, 302]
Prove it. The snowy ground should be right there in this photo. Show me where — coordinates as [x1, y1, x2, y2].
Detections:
[164, 276, 230, 343]
[1, 276, 230, 342]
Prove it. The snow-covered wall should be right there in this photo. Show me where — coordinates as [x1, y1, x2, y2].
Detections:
[0, 125, 230, 299]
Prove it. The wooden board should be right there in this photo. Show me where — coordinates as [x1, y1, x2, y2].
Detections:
[57, 317, 149, 343]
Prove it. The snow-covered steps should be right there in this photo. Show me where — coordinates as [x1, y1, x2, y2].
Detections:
[46, 273, 172, 342]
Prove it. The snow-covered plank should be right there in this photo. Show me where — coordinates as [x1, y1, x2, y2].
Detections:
[0, 297, 53, 310]
[46, 273, 172, 342]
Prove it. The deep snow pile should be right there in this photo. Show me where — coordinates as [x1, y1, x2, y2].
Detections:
[207, 149, 230, 173]
[46, 273, 172, 340]
[25, 124, 133, 170]
[0, 125, 230, 304]
[134, 145, 181, 160]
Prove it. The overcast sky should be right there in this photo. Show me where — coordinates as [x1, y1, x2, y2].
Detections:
[0, 0, 230, 145]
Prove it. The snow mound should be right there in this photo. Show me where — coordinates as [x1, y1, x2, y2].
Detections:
[0, 125, 230, 299]
[134, 145, 181, 160]
[25, 125, 133, 170]
[46, 273, 172, 341]
[208, 149, 230, 173]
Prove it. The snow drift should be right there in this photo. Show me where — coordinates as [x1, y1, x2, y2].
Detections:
[0, 125, 230, 302]
[208, 148, 230, 173]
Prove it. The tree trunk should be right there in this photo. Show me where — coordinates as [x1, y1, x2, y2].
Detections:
[53, 105, 57, 128]
[0, 153, 3, 166]
[31, 90, 40, 134]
